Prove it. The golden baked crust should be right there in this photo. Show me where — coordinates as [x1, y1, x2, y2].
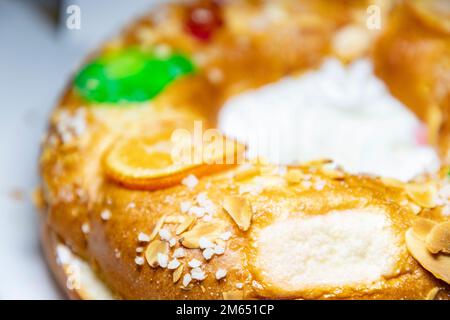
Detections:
[39, 0, 450, 299]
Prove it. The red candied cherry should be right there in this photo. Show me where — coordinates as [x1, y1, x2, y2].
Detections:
[186, 2, 223, 42]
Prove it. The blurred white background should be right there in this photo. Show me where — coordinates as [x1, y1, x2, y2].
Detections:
[0, 0, 163, 299]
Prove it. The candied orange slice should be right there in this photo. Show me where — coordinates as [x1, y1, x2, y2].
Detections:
[104, 132, 245, 190]
[407, 0, 450, 34]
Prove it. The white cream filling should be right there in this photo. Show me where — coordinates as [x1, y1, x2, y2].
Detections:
[218, 59, 439, 181]
[56, 244, 114, 300]
[254, 210, 399, 290]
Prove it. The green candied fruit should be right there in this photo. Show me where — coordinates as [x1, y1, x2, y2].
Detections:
[74, 48, 195, 104]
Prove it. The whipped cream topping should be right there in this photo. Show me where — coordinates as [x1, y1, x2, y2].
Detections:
[218, 59, 439, 181]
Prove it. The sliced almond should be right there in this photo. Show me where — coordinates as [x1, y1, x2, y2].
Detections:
[426, 287, 440, 300]
[175, 216, 196, 235]
[180, 222, 225, 249]
[381, 177, 404, 189]
[259, 164, 278, 176]
[301, 158, 333, 167]
[173, 265, 184, 283]
[320, 168, 345, 180]
[411, 218, 436, 240]
[408, 202, 422, 215]
[285, 169, 303, 184]
[223, 290, 244, 300]
[149, 215, 166, 241]
[165, 215, 186, 224]
[425, 221, 450, 254]
[405, 229, 450, 284]
[407, 0, 450, 34]
[145, 239, 169, 268]
[234, 166, 260, 181]
[223, 196, 253, 231]
[406, 183, 438, 208]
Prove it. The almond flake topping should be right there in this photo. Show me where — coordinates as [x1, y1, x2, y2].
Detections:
[149, 215, 166, 241]
[408, 202, 421, 215]
[405, 229, 450, 285]
[165, 215, 185, 223]
[381, 177, 404, 188]
[411, 218, 436, 240]
[222, 196, 253, 231]
[173, 265, 184, 283]
[285, 169, 303, 184]
[426, 287, 440, 300]
[180, 222, 225, 248]
[321, 167, 345, 179]
[145, 239, 169, 268]
[302, 158, 333, 167]
[406, 183, 438, 208]
[175, 216, 196, 235]
[425, 221, 450, 254]
[234, 165, 259, 181]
